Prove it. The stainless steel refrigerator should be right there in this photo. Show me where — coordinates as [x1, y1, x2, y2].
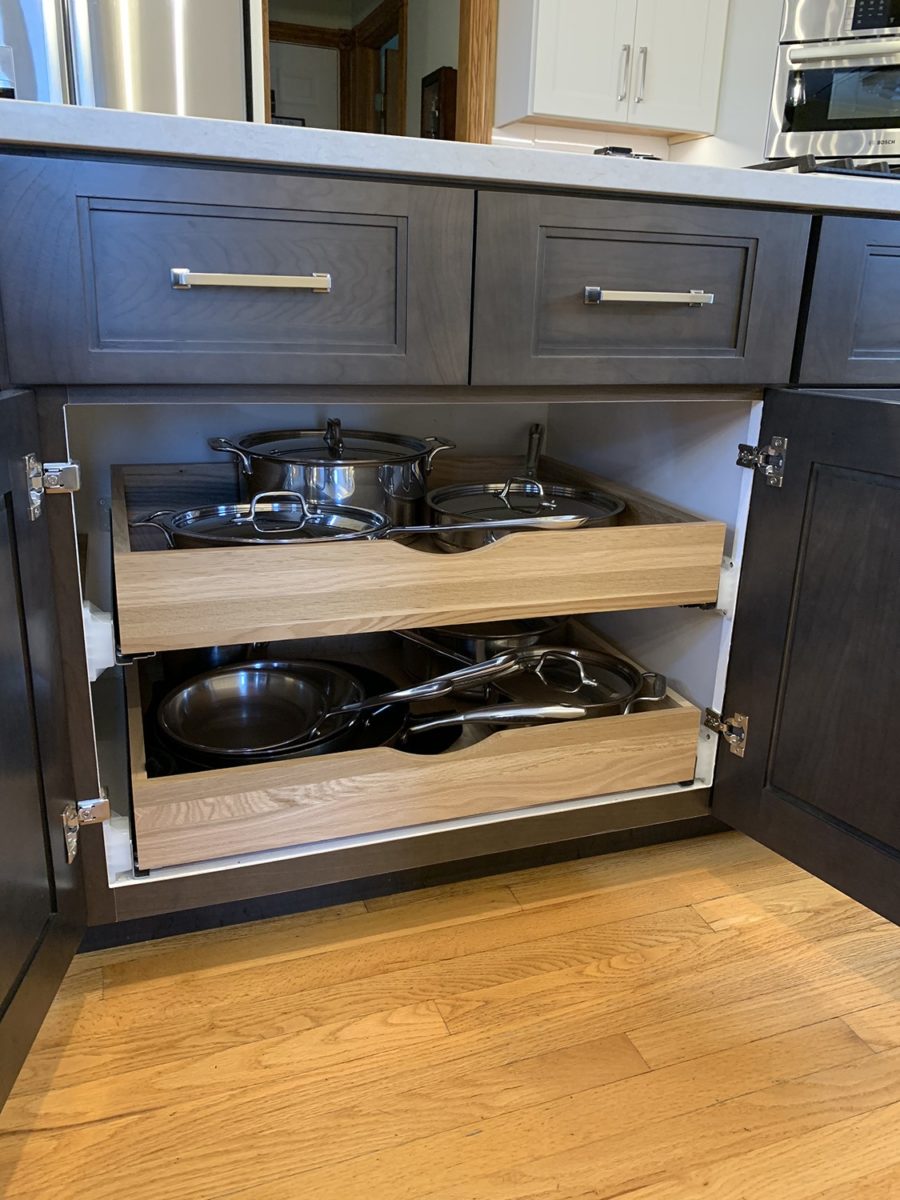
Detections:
[0, 0, 250, 118]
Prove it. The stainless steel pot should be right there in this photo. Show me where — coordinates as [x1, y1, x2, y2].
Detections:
[209, 418, 455, 525]
[423, 617, 568, 663]
[425, 477, 624, 552]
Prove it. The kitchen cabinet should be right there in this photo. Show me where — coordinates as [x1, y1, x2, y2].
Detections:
[495, 0, 730, 137]
[0, 391, 85, 1107]
[797, 216, 900, 387]
[471, 191, 810, 386]
[713, 390, 900, 922]
[0, 146, 897, 1108]
[0, 157, 474, 387]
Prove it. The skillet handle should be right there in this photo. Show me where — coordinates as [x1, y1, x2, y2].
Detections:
[623, 672, 667, 715]
[130, 512, 176, 548]
[406, 702, 588, 735]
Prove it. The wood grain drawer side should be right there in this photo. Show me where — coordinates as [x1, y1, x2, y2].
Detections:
[111, 456, 727, 654]
[471, 191, 811, 387]
[0, 156, 473, 386]
[127, 625, 702, 871]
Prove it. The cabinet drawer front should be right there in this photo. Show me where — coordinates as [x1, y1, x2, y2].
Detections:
[112, 461, 726, 654]
[798, 216, 900, 387]
[0, 157, 473, 385]
[471, 192, 810, 386]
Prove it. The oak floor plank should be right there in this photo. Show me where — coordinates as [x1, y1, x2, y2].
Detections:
[1, 833, 896, 1200]
[842, 1000, 900, 1054]
[219, 1021, 873, 1200]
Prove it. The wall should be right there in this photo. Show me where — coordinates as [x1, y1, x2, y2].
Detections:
[669, 0, 783, 168]
[405, 0, 459, 137]
[268, 0, 353, 26]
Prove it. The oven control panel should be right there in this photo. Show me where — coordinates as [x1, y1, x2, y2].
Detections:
[851, 0, 900, 31]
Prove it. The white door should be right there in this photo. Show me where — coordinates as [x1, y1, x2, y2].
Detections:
[629, 0, 729, 134]
[270, 42, 340, 129]
[532, 0, 639, 125]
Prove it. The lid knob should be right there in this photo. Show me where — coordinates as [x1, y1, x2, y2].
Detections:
[324, 418, 344, 459]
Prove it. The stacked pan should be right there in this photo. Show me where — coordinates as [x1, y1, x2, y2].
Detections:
[153, 637, 668, 772]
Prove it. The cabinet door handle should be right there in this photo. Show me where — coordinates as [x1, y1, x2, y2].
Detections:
[584, 287, 715, 306]
[634, 45, 648, 103]
[170, 268, 332, 292]
[617, 43, 632, 102]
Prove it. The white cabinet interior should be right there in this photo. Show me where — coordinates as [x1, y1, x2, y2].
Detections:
[496, 0, 730, 137]
[67, 393, 760, 890]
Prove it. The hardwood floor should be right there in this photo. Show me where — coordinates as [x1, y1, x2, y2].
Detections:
[1, 831, 899, 1199]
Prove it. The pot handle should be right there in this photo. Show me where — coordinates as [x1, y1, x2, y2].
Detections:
[623, 672, 668, 715]
[523, 423, 545, 480]
[248, 490, 314, 533]
[130, 511, 176, 548]
[208, 436, 253, 475]
[424, 436, 456, 472]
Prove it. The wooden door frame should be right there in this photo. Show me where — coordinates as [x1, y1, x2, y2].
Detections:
[267, 18, 353, 129]
[457, 0, 498, 143]
[352, 0, 407, 135]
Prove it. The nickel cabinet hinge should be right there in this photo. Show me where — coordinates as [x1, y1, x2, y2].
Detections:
[737, 436, 787, 488]
[61, 793, 110, 864]
[704, 709, 749, 758]
[23, 454, 82, 521]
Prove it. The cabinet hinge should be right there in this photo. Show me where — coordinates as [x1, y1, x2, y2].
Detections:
[736, 436, 787, 488]
[23, 454, 82, 521]
[61, 792, 110, 864]
[704, 709, 749, 758]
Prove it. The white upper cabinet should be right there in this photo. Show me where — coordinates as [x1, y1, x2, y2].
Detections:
[495, 0, 730, 137]
[630, 0, 730, 134]
[532, 0, 639, 126]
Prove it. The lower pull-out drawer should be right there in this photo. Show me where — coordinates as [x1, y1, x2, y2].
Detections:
[112, 455, 726, 654]
[127, 626, 701, 870]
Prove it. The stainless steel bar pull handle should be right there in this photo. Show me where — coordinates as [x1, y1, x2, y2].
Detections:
[170, 268, 332, 293]
[584, 287, 714, 306]
[635, 45, 648, 102]
[617, 43, 631, 102]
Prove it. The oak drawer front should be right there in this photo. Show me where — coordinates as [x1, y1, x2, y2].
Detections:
[112, 461, 726, 654]
[0, 156, 473, 385]
[127, 641, 701, 870]
[471, 192, 810, 386]
[798, 216, 900, 386]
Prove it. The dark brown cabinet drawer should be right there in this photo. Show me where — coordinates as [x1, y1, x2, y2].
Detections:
[798, 215, 900, 387]
[471, 192, 810, 386]
[0, 156, 473, 386]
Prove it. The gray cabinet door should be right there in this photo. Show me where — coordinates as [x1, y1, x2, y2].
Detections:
[0, 390, 84, 1108]
[0, 156, 473, 387]
[471, 192, 810, 386]
[798, 215, 900, 387]
[714, 389, 900, 924]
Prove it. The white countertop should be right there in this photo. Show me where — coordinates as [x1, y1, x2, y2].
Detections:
[3, 100, 900, 214]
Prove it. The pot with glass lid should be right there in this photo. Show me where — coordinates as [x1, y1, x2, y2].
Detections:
[209, 418, 455, 525]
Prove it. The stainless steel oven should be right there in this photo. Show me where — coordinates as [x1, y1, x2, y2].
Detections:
[768, 0, 900, 158]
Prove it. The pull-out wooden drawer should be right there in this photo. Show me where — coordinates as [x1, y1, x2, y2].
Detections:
[797, 215, 900, 386]
[0, 156, 473, 386]
[471, 192, 810, 386]
[128, 625, 701, 870]
[112, 456, 727, 654]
